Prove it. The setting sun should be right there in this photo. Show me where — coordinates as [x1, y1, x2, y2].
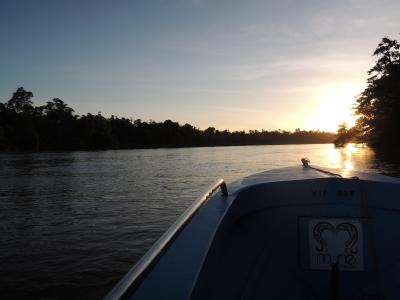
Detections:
[307, 82, 365, 132]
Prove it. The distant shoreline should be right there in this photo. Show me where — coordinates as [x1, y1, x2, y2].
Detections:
[0, 141, 336, 153]
[1, 88, 335, 152]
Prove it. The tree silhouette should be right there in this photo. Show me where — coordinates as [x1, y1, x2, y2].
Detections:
[333, 123, 360, 147]
[334, 123, 350, 147]
[6, 87, 34, 114]
[40, 98, 74, 117]
[355, 37, 400, 146]
[0, 87, 335, 152]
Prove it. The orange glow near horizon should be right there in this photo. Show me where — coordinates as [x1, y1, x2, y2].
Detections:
[306, 82, 364, 132]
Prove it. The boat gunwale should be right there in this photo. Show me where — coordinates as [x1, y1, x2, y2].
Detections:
[104, 179, 228, 300]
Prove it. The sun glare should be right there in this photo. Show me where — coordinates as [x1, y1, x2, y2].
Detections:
[307, 83, 364, 132]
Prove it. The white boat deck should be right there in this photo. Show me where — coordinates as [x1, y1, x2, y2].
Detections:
[106, 165, 400, 300]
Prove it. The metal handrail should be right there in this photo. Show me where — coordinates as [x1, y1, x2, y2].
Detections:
[104, 179, 228, 300]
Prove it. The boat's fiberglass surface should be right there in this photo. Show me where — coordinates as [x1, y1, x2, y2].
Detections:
[106, 165, 400, 300]
[191, 178, 400, 299]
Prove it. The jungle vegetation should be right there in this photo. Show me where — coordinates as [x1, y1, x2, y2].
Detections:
[0, 88, 334, 152]
[335, 36, 400, 147]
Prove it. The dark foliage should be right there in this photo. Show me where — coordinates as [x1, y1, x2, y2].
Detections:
[354, 37, 400, 147]
[333, 123, 360, 147]
[0, 88, 335, 152]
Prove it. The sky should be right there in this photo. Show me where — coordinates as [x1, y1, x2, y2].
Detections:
[0, 0, 399, 132]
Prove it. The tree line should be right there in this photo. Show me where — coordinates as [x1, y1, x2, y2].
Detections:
[0, 89, 334, 152]
[335, 36, 400, 148]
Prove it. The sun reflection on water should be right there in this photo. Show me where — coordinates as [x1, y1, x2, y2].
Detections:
[343, 143, 355, 171]
[327, 143, 375, 176]
[344, 160, 353, 170]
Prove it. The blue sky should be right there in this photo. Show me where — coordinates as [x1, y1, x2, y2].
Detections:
[1, 0, 399, 131]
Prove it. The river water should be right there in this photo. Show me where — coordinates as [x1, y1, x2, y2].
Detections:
[1, 144, 399, 299]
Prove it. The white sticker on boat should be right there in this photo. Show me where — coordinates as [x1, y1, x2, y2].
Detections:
[309, 218, 364, 271]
